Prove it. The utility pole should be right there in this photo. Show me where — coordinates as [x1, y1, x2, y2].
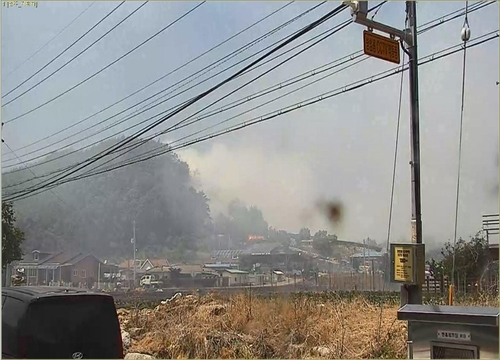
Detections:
[343, 1, 423, 304]
[403, 0, 423, 305]
[132, 220, 136, 288]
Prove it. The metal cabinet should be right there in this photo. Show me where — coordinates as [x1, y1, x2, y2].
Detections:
[397, 304, 499, 359]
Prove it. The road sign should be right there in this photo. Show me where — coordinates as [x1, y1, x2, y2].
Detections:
[363, 30, 400, 64]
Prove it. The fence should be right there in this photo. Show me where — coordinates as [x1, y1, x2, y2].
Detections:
[317, 272, 400, 291]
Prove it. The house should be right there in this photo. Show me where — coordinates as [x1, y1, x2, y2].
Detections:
[349, 250, 386, 272]
[203, 263, 238, 272]
[118, 258, 171, 280]
[272, 270, 285, 282]
[210, 249, 243, 263]
[14, 250, 107, 288]
[219, 269, 249, 287]
[238, 242, 308, 274]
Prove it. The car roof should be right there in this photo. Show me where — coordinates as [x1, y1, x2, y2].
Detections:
[2, 286, 112, 303]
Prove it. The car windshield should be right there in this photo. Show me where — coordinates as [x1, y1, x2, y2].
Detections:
[24, 295, 121, 359]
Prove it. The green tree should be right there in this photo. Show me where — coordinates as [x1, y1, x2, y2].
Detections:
[312, 230, 338, 257]
[214, 199, 269, 245]
[2, 138, 212, 258]
[298, 228, 311, 240]
[428, 233, 489, 287]
[268, 227, 291, 245]
[2, 202, 25, 268]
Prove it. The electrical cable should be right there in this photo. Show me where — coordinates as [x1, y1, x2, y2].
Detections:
[1, 1, 322, 162]
[370, 1, 387, 20]
[62, 30, 500, 191]
[451, 0, 471, 304]
[2, 4, 349, 200]
[3, 5, 493, 183]
[418, 0, 490, 35]
[1, 3, 492, 176]
[61, 28, 361, 181]
[52, 20, 353, 186]
[2, 2, 96, 81]
[15, 4, 484, 174]
[5, 28, 496, 201]
[2, 1, 206, 123]
[2, 18, 352, 170]
[3, 0, 488, 166]
[2, 0, 475, 165]
[1, 140, 71, 208]
[2, 1, 125, 100]
[377, 13, 408, 345]
[2, 1, 149, 106]
[2, 49, 366, 187]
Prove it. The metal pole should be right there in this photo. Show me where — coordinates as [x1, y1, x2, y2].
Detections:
[98, 262, 101, 290]
[133, 220, 136, 288]
[363, 239, 366, 290]
[401, 0, 423, 306]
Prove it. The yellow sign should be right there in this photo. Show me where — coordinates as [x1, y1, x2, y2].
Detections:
[394, 246, 414, 282]
[363, 30, 400, 64]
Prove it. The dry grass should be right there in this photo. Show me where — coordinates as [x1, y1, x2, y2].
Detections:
[118, 292, 498, 359]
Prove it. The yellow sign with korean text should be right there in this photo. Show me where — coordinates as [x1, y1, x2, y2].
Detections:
[394, 245, 414, 283]
[363, 30, 400, 64]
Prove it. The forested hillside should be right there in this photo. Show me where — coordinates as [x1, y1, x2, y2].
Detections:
[2, 138, 212, 260]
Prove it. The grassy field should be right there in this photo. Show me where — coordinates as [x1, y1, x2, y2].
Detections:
[118, 291, 498, 359]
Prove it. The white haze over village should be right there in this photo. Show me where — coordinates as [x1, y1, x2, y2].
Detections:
[2, 1, 498, 249]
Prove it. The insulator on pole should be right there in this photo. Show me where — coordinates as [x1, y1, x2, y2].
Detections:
[461, 25, 471, 42]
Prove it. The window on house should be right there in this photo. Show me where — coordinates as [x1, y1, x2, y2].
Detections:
[72, 269, 78, 277]
[33, 252, 39, 261]
[235, 277, 237, 281]
[81, 270, 87, 278]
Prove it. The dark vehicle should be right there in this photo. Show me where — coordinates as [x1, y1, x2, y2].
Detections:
[2, 286, 123, 359]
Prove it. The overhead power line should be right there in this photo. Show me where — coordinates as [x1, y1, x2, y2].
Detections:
[2, 1, 206, 123]
[1, 140, 71, 208]
[2, 1, 125, 101]
[4, 28, 498, 201]
[90, 29, 497, 180]
[3, 3, 349, 200]
[2, 1, 486, 179]
[3, 16, 350, 170]
[3, 0, 491, 166]
[70, 29, 499, 186]
[2, 1, 149, 106]
[2, 2, 96, 81]
[2, 0, 317, 158]
[2, 47, 366, 186]
[2, 0, 490, 176]
[57, 20, 353, 181]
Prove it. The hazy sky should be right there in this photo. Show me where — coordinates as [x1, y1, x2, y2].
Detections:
[1, 1, 498, 249]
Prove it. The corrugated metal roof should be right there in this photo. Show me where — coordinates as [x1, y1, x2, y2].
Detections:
[351, 250, 384, 258]
[223, 269, 248, 274]
[211, 249, 243, 258]
[204, 263, 234, 268]
[241, 242, 288, 255]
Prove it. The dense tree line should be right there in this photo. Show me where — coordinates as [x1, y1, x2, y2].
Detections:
[2, 138, 212, 261]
